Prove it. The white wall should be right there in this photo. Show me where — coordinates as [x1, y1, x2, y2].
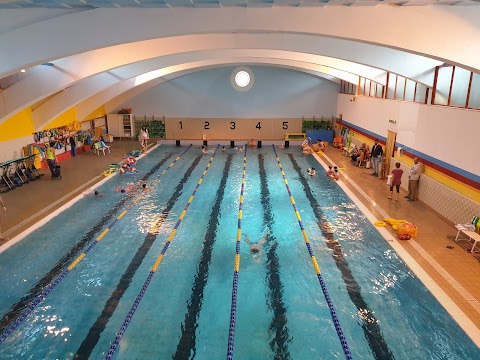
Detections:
[337, 94, 480, 179]
[112, 66, 339, 118]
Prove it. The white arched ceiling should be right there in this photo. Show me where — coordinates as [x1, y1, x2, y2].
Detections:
[1, 29, 447, 125]
[2, 37, 388, 125]
[69, 59, 344, 126]
[32, 50, 361, 130]
[0, 6, 476, 79]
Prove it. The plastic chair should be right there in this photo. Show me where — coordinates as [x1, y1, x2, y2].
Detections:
[94, 142, 107, 155]
[100, 141, 111, 154]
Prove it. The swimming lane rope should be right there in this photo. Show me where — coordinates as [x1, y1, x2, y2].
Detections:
[271, 145, 353, 360]
[0, 144, 193, 345]
[104, 145, 220, 360]
[226, 145, 247, 360]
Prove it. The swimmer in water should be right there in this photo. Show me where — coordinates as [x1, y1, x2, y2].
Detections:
[244, 233, 268, 263]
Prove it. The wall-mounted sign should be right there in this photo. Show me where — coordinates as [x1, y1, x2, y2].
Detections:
[388, 119, 397, 124]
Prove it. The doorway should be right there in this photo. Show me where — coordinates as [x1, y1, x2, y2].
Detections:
[384, 130, 397, 175]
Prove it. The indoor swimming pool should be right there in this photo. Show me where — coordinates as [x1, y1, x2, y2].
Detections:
[0, 145, 478, 359]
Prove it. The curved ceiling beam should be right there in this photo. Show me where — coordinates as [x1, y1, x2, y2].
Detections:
[0, 28, 442, 121]
[37, 55, 350, 129]
[5, 44, 375, 125]
[0, 7, 473, 78]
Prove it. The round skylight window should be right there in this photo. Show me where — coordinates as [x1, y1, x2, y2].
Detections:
[231, 67, 254, 91]
[235, 70, 250, 87]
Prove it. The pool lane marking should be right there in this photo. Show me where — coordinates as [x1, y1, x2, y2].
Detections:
[0, 144, 159, 252]
[0, 150, 175, 334]
[0, 146, 192, 345]
[271, 145, 353, 360]
[104, 145, 220, 360]
[75, 154, 203, 359]
[287, 153, 394, 359]
[319, 151, 480, 347]
[173, 154, 233, 359]
[226, 145, 247, 360]
[258, 153, 291, 358]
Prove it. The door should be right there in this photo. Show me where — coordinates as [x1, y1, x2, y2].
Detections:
[384, 130, 397, 175]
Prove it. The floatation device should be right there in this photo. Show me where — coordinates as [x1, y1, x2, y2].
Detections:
[382, 218, 413, 233]
[129, 150, 142, 157]
[473, 216, 480, 234]
[383, 218, 408, 226]
[104, 164, 121, 177]
[397, 222, 418, 238]
[333, 136, 343, 148]
[123, 171, 138, 175]
[374, 221, 387, 227]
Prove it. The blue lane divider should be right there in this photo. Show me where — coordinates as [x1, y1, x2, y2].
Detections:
[271, 145, 353, 360]
[104, 145, 220, 360]
[0, 145, 193, 345]
[226, 144, 247, 360]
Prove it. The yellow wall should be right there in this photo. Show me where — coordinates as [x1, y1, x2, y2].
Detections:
[83, 105, 106, 122]
[344, 125, 479, 203]
[44, 107, 77, 130]
[393, 153, 480, 203]
[0, 107, 34, 141]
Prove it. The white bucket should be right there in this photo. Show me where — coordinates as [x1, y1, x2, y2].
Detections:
[387, 174, 393, 186]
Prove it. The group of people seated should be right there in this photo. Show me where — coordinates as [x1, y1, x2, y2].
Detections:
[312, 139, 326, 152]
[350, 143, 371, 167]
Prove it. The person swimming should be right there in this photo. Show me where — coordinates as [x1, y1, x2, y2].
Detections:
[244, 233, 268, 263]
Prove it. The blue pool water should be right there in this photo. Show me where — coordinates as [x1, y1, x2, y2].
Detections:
[0, 145, 478, 359]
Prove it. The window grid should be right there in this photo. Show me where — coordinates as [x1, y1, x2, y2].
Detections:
[341, 65, 478, 110]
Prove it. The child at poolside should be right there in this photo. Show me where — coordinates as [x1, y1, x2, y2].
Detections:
[325, 166, 334, 177]
[329, 169, 340, 181]
[380, 154, 387, 180]
[388, 162, 403, 202]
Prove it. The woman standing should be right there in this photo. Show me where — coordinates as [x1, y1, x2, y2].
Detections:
[140, 126, 149, 153]
[388, 162, 403, 202]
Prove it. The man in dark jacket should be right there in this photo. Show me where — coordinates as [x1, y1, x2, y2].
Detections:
[370, 139, 383, 176]
[69, 135, 76, 157]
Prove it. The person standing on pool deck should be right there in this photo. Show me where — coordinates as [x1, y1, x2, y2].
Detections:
[69, 134, 76, 157]
[0, 195, 7, 241]
[45, 143, 57, 179]
[406, 157, 422, 202]
[388, 162, 403, 202]
[140, 125, 149, 153]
